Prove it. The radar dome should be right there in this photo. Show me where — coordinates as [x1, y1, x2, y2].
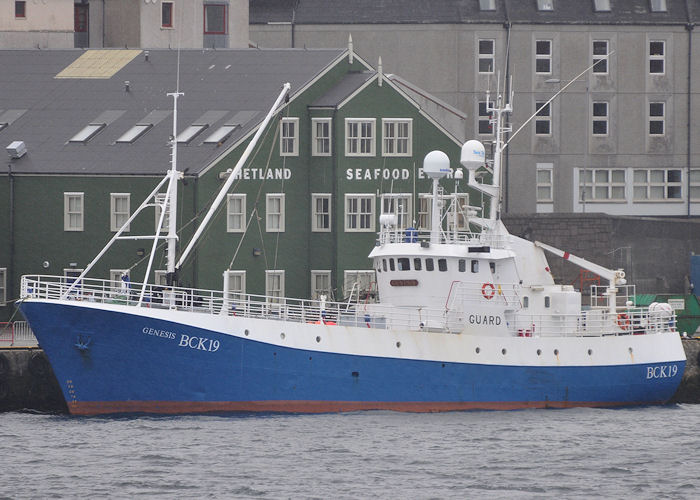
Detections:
[423, 150, 451, 179]
[460, 140, 486, 171]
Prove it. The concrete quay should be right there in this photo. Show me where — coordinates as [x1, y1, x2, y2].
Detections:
[1, 341, 699, 413]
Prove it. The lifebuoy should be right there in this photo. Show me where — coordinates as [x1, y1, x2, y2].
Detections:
[617, 313, 631, 330]
[481, 283, 496, 300]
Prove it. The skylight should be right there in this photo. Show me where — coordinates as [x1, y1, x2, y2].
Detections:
[650, 0, 667, 12]
[0, 109, 27, 132]
[203, 125, 238, 144]
[176, 124, 209, 144]
[537, 0, 554, 11]
[70, 123, 106, 143]
[479, 0, 496, 11]
[0, 123, 7, 133]
[593, 0, 611, 12]
[117, 124, 152, 143]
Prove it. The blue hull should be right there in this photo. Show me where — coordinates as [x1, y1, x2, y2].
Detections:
[19, 301, 686, 415]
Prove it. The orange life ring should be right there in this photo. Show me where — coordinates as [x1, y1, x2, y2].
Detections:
[617, 313, 630, 330]
[481, 283, 496, 300]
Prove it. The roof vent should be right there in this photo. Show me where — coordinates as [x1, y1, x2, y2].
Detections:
[7, 140, 27, 159]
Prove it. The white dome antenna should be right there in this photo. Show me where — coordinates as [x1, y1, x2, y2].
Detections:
[423, 150, 451, 179]
[460, 140, 485, 171]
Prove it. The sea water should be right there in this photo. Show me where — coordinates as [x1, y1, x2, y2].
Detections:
[0, 405, 698, 499]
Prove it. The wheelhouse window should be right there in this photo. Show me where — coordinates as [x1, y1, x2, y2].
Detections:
[649, 41, 665, 74]
[312, 118, 331, 156]
[226, 194, 246, 233]
[633, 169, 682, 201]
[535, 40, 552, 74]
[382, 119, 412, 156]
[535, 101, 551, 135]
[280, 117, 299, 156]
[345, 119, 375, 156]
[204, 3, 227, 34]
[311, 194, 331, 232]
[110, 193, 130, 232]
[162, 2, 173, 28]
[345, 194, 375, 232]
[266, 194, 285, 232]
[478, 39, 495, 74]
[64, 192, 84, 231]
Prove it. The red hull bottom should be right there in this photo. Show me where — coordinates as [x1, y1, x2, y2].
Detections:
[67, 399, 660, 416]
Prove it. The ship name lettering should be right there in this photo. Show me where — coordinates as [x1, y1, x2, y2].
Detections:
[142, 327, 177, 340]
[646, 364, 678, 379]
[468, 314, 502, 326]
[178, 334, 220, 352]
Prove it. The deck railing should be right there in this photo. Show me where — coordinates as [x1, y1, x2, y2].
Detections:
[20, 275, 675, 338]
[0, 321, 38, 347]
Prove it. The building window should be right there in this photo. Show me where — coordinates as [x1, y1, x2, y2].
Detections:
[345, 194, 375, 232]
[417, 195, 431, 231]
[224, 270, 246, 302]
[154, 270, 169, 286]
[650, 0, 667, 12]
[633, 169, 682, 201]
[592, 101, 609, 136]
[649, 102, 665, 135]
[479, 0, 496, 10]
[343, 270, 375, 301]
[110, 193, 130, 232]
[535, 40, 552, 74]
[649, 41, 665, 74]
[15, 1, 25, 18]
[345, 119, 375, 156]
[226, 194, 246, 233]
[535, 101, 551, 135]
[381, 194, 412, 230]
[280, 117, 299, 156]
[162, 2, 173, 28]
[536, 164, 553, 203]
[537, 0, 554, 10]
[204, 4, 227, 34]
[691, 170, 700, 201]
[478, 101, 493, 135]
[64, 192, 84, 231]
[446, 194, 470, 231]
[154, 193, 170, 232]
[312, 118, 331, 156]
[382, 119, 412, 156]
[311, 271, 332, 300]
[109, 269, 130, 295]
[265, 270, 285, 304]
[0, 268, 6, 306]
[266, 194, 285, 232]
[593, 0, 611, 11]
[311, 194, 331, 232]
[579, 169, 625, 201]
[592, 40, 608, 74]
[478, 39, 495, 74]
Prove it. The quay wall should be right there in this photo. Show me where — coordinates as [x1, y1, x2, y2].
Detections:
[1, 342, 699, 412]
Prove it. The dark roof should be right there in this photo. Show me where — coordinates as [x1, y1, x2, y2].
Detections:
[310, 71, 375, 107]
[0, 48, 345, 176]
[250, 0, 693, 25]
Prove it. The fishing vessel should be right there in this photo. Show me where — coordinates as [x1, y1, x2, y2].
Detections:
[18, 82, 685, 415]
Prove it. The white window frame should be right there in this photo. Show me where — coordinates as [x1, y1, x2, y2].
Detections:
[592, 101, 609, 136]
[649, 40, 665, 75]
[536, 164, 554, 203]
[478, 100, 494, 135]
[381, 194, 412, 230]
[478, 39, 495, 74]
[382, 118, 412, 157]
[535, 39, 552, 75]
[0, 268, 6, 306]
[579, 169, 626, 202]
[226, 194, 246, 233]
[311, 270, 332, 301]
[64, 192, 84, 232]
[649, 101, 665, 136]
[690, 169, 700, 201]
[592, 40, 609, 74]
[344, 194, 376, 232]
[345, 118, 375, 156]
[633, 169, 682, 201]
[265, 270, 285, 304]
[224, 270, 246, 302]
[343, 270, 376, 300]
[535, 101, 551, 136]
[110, 193, 130, 232]
[311, 193, 331, 232]
[280, 117, 299, 156]
[311, 118, 331, 156]
[447, 194, 470, 231]
[154, 192, 169, 232]
[266, 193, 285, 232]
[417, 194, 432, 231]
[154, 270, 169, 286]
[109, 269, 130, 295]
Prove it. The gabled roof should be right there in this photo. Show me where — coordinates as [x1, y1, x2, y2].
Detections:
[0, 48, 345, 176]
[250, 0, 692, 25]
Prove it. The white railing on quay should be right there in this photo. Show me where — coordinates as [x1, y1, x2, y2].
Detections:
[0, 321, 38, 347]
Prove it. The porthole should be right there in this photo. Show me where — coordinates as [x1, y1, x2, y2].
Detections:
[536, 349, 542, 356]
[587, 349, 593, 356]
[501, 348, 507, 355]
[475, 347, 481, 354]
[244, 329, 249, 336]
[316, 336, 321, 343]
[554, 349, 559, 356]
[396, 341, 401, 348]
[280, 332, 285, 340]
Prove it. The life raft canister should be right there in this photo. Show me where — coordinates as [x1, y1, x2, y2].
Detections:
[481, 283, 496, 300]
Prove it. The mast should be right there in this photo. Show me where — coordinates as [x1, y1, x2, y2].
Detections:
[166, 90, 184, 282]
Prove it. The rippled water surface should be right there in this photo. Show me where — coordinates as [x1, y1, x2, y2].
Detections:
[1, 405, 698, 499]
